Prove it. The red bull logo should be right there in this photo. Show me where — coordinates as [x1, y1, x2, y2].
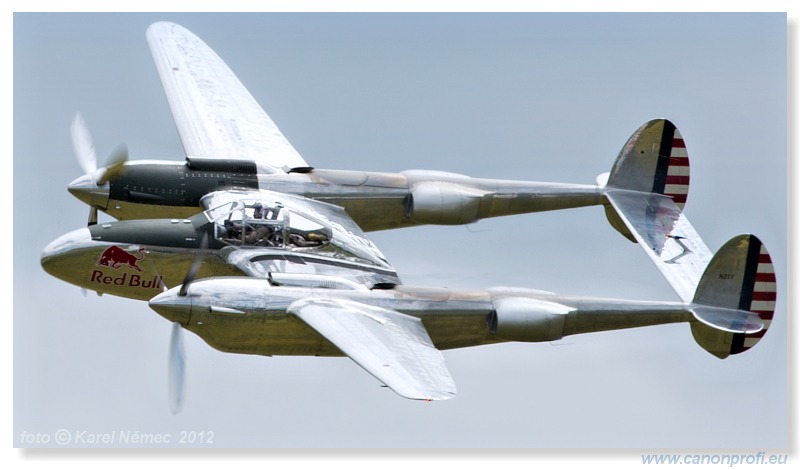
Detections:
[91, 246, 163, 291]
[97, 246, 145, 271]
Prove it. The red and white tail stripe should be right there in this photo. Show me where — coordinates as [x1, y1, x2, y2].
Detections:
[664, 128, 690, 210]
[742, 244, 777, 351]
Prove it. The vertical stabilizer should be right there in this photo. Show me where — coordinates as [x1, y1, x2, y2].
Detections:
[606, 118, 689, 209]
[690, 235, 776, 358]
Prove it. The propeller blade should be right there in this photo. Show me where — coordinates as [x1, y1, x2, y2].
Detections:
[168, 234, 209, 412]
[70, 113, 98, 174]
[179, 233, 209, 297]
[168, 322, 186, 414]
[87, 206, 98, 226]
[96, 144, 129, 185]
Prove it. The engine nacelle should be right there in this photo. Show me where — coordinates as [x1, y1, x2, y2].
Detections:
[488, 297, 572, 342]
[405, 182, 489, 225]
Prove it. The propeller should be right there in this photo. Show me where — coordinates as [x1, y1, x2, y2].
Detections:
[70, 112, 98, 174]
[87, 207, 99, 226]
[168, 321, 186, 414]
[167, 232, 209, 414]
[96, 143, 128, 185]
[69, 113, 129, 226]
[179, 233, 209, 297]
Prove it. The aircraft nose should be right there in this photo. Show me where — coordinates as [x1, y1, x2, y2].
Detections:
[149, 290, 193, 326]
[67, 173, 110, 209]
[41, 227, 93, 275]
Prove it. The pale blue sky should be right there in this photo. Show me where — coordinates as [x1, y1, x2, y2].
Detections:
[13, 12, 788, 452]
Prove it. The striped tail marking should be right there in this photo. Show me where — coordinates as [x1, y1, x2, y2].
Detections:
[653, 123, 690, 210]
[733, 242, 776, 354]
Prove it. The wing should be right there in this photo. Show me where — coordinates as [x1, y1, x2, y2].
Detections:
[288, 298, 456, 401]
[605, 190, 713, 302]
[146, 22, 308, 172]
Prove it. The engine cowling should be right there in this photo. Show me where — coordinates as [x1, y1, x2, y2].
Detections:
[488, 297, 572, 342]
[405, 182, 489, 225]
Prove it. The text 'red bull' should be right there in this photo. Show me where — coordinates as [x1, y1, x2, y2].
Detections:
[90, 270, 164, 289]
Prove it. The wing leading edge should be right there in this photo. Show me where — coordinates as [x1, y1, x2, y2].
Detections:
[288, 298, 456, 401]
[146, 21, 308, 172]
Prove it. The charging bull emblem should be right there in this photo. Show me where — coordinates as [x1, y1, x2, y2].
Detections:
[97, 246, 145, 271]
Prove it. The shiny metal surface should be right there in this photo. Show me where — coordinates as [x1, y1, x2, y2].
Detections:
[289, 298, 457, 401]
[147, 22, 308, 172]
[67, 173, 109, 210]
[147, 277, 699, 359]
[41, 20, 780, 402]
[605, 189, 713, 303]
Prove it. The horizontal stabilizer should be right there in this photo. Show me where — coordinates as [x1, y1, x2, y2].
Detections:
[690, 306, 763, 334]
[690, 234, 776, 358]
[604, 190, 712, 303]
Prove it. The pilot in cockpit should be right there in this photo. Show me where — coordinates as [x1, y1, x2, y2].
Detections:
[223, 218, 241, 240]
[247, 224, 273, 246]
[253, 202, 265, 220]
[244, 202, 274, 246]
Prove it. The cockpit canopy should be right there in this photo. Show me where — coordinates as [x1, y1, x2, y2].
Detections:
[204, 199, 332, 248]
[199, 190, 395, 282]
